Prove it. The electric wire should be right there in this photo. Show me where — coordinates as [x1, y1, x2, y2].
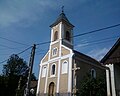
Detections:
[0, 23, 120, 64]
[35, 36, 119, 56]
[0, 44, 22, 50]
[0, 46, 32, 64]
[74, 35, 120, 47]
[36, 23, 120, 46]
[75, 38, 117, 48]
[0, 36, 30, 46]
[72, 23, 120, 38]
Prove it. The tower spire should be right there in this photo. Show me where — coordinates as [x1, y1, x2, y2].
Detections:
[50, 7, 74, 27]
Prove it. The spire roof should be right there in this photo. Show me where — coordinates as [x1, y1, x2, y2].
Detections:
[50, 11, 74, 27]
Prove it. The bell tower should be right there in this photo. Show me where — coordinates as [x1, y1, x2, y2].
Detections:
[37, 9, 75, 96]
[50, 9, 74, 49]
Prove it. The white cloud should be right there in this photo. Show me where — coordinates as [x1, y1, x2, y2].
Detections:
[0, 0, 93, 28]
[74, 38, 90, 49]
[0, 0, 56, 27]
[87, 47, 110, 61]
[75, 43, 89, 48]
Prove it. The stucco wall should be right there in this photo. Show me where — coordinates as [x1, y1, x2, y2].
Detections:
[75, 58, 106, 94]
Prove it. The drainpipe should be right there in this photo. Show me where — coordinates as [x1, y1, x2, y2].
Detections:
[101, 64, 112, 96]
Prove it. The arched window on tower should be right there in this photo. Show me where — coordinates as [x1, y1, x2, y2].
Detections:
[65, 31, 71, 42]
[54, 31, 58, 41]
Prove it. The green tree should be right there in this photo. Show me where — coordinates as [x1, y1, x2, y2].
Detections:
[3, 54, 28, 76]
[79, 73, 107, 96]
[1, 54, 36, 96]
[0, 75, 9, 96]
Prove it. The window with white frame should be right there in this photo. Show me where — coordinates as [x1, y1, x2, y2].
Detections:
[52, 47, 58, 56]
[42, 66, 47, 77]
[62, 60, 68, 74]
[51, 64, 56, 76]
[91, 69, 96, 78]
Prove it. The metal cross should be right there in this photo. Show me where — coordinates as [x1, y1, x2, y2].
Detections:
[62, 6, 64, 13]
[72, 60, 80, 96]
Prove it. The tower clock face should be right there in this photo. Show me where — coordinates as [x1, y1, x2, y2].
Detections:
[52, 47, 58, 56]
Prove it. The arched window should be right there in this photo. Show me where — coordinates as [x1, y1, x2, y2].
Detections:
[42, 66, 47, 77]
[52, 47, 58, 56]
[62, 60, 68, 74]
[48, 82, 55, 96]
[65, 31, 71, 42]
[51, 64, 55, 75]
[54, 31, 58, 41]
[91, 69, 96, 78]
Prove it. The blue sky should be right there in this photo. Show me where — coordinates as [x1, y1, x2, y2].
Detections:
[0, 0, 120, 77]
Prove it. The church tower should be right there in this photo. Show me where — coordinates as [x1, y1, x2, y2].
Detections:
[36, 10, 74, 96]
[50, 10, 74, 49]
[37, 9, 107, 96]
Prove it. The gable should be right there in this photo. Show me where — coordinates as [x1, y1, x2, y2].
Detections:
[101, 38, 120, 64]
[102, 45, 120, 64]
[61, 46, 70, 56]
[41, 52, 49, 63]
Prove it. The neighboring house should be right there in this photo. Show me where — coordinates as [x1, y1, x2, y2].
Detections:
[36, 11, 106, 96]
[30, 80, 37, 96]
[101, 38, 120, 96]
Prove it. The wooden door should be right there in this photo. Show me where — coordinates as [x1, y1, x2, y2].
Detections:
[48, 82, 54, 96]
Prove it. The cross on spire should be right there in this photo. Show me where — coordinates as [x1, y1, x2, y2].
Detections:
[61, 6, 64, 13]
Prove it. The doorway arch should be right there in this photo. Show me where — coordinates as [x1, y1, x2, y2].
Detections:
[48, 82, 55, 96]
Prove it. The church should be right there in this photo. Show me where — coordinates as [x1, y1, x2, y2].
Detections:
[36, 10, 106, 96]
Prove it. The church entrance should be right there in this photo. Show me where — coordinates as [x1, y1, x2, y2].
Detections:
[48, 82, 55, 96]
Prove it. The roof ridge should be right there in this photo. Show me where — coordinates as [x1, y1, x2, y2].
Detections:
[100, 37, 120, 63]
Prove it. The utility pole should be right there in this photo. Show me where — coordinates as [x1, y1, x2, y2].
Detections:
[72, 59, 80, 96]
[24, 44, 36, 96]
[16, 76, 22, 96]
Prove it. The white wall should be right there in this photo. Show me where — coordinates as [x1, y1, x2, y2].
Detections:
[106, 64, 116, 96]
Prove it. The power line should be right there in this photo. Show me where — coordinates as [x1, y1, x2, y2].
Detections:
[36, 23, 120, 46]
[0, 23, 120, 64]
[75, 38, 117, 48]
[73, 23, 120, 38]
[35, 36, 119, 54]
[74, 35, 120, 47]
[0, 54, 13, 56]
[17, 46, 32, 55]
[0, 59, 8, 65]
[0, 46, 32, 64]
[36, 41, 50, 46]
[0, 36, 30, 46]
[0, 44, 22, 50]
[1, 35, 118, 64]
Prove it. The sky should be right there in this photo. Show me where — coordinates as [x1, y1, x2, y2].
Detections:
[0, 0, 120, 77]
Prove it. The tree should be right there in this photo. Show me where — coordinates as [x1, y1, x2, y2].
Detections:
[1, 54, 36, 96]
[3, 54, 28, 76]
[0, 75, 9, 96]
[79, 73, 107, 96]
